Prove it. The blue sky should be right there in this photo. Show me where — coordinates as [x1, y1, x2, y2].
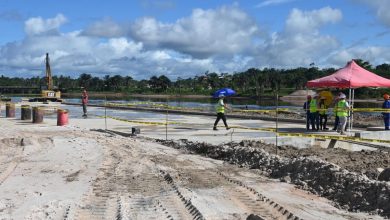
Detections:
[0, 0, 389, 79]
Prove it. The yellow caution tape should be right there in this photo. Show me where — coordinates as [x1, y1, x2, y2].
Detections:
[96, 115, 180, 126]
[350, 108, 390, 113]
[104, 102, 390, 114]
[107, 102, 205, 112]
[95, 114, 277, 132]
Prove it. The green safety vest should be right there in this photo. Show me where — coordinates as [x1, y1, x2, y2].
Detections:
[309, 99, 317, 113]
[216, 99, 225, 113]
[336, 100, 348, 117]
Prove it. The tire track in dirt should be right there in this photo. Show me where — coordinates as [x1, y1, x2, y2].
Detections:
[144, 143, 302, 220]
[0, 138, 24, 186]
[74, 150, 120, 220]
[168, 167, 300, 220]
[216, 171, 301, 220]
[72, 132, 302, 219]
[74, 140, 203, 220]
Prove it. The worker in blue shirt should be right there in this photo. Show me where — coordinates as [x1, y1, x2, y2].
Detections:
[382, 93, 390, 130]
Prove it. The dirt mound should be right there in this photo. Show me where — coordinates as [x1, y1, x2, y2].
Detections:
[157, 139, 390, 217]
[286, 90, 316, 97]
[239, 140, 390, 179]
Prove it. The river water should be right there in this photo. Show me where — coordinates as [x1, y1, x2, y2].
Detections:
[5, 95, 384, 117]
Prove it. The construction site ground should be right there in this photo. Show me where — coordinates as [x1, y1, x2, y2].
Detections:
[0, 104, 388, 219]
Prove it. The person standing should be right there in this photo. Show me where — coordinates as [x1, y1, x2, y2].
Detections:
[318, 97, 328, 130]
[213, 94, 230, 130]
[336, 93, 350, 135]
[309, 94, 320, 131]
[82, 89, 88, 117]
[303, 95, 312, 130]
[382, 93, 390, 130]
[331, 94, 340, 131]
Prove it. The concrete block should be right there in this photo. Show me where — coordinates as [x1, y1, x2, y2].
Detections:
[355, 130, 390, 140]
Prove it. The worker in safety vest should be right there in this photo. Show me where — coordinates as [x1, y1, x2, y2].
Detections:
[336, 93, 350, 135]
[213, 94, 230, 130]
[309, 94, 320, 131]
[382, 93, 390, 130]
[331, 95, 340, 131]
[82, 89, 88, 117]
[303, 95, 312, 130]
[318, 96, 329, 130]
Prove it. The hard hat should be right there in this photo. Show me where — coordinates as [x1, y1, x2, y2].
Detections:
[219, 94, 225, 98]
[307, 95, 312, 99]
[339, 93, 346, 99]
[384, 94, 390, 100]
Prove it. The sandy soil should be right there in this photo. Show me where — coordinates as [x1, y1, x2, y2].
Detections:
[0, 117, 385, 219]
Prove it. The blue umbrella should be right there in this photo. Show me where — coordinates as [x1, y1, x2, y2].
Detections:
[212, 88, 236, 98]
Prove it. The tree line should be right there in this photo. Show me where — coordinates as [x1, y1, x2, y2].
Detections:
[1, 60, 390, 98]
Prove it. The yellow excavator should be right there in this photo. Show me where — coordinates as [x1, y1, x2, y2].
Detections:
[29, 53, 62, 102]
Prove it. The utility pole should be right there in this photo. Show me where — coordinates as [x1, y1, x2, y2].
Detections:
[275, 90, 279, 155]
[165, 86, 169, 140]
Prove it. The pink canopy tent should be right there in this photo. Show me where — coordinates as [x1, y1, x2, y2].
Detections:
[306, 60, 390, 133]
[306, 60, 390, 88]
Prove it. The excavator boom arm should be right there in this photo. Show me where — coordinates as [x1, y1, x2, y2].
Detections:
[45, 53, 53, 90]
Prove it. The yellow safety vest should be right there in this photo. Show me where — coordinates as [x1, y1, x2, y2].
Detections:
[216, 99, 225, 113]
[336, 100, 348, 117]
[309, 99, 317, 113]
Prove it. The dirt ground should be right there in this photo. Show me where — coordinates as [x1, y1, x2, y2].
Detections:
[237, 140, 390, 179]
[0, 117, 385, 219]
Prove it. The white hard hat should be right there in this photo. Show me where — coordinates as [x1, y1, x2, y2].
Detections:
[339, 93, 346, 99]
[219, 94, 225, 98]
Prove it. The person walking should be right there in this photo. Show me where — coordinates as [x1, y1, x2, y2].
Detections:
[336, 93, 350, 135]
[382, 93, 390, 130]
[309, 94, 320, 131]
[82, 88, 88, 117]
[318, 96, 329, 130]
[213, 94, 230, 130]
[303, 95, 312, 130]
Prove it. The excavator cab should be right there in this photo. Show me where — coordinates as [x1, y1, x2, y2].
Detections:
[41, 90, 61, 100]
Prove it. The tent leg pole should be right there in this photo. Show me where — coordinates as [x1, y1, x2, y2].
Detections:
[351, 89, 354, 133]
[348, 88, 351, 136]
[306, 88, 308, 131]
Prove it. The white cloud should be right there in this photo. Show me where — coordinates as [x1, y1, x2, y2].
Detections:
[327, 46, 390, 66]
[24, 14, 67, 36]
[253, 7, 341, 67]
[0, 13, 217, 79]
[256, 0, 296, 8]
[285, 7, 342, 33]
[353, 0, 390, 27]
[130, 5, 260, 58]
